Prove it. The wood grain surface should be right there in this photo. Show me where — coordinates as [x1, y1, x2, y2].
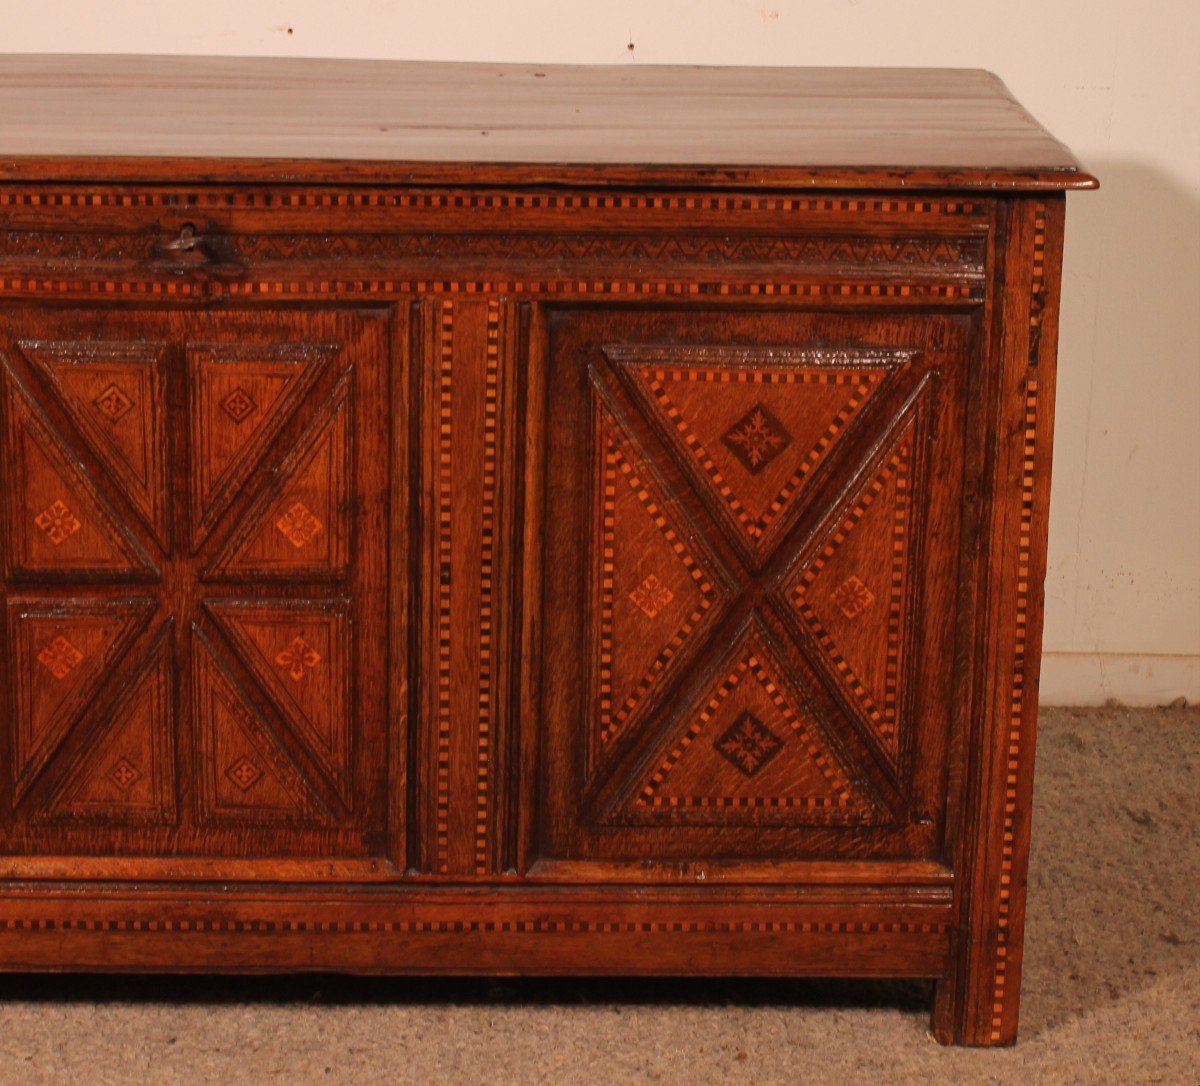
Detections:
[0, 54, 1096, 189]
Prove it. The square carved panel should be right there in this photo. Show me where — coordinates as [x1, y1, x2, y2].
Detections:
[537, 305, 971, 865]
[0, 308, 394, 869]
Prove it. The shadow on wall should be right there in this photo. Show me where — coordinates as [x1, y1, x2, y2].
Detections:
[1045, 157, 1200, 689]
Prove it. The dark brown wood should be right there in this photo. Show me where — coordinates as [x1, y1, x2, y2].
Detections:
[537, 309, 964, 872]
[0, 306, 394, 874]
[932, 196, 1068, 1045]
[0, 56, 1093, 1048]
[0, 55, 1096, 191]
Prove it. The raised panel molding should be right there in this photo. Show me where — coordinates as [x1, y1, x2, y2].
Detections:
[784, 385, 931, 775]
[1, 361, 159, 579]
[206, 598, 352, 801]
[18, 340, 171, 548]
[6, 597, 156, 803]
[207, 373, 352, 579]
[588, 392, 730, 775]
[562, 337, 930, 838]
[187, 342, 333, 547]
[538, 307, 966, 874]
[614, 615, 882, 827]
[608, 345, 912, 564]
[0, 307, 390, 865]
[191, 626, 330, 827]
[43, 625, 176, 825]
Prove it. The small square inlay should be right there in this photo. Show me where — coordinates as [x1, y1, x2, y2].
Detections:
[225, 757, 263, 792]
[93, 384, 134, 421]
[220, 387, 258, 423]
[715, 710, 785, 778]
[108, 758, 142, 791]
[721, 404, 793, 475]
[628, 573, 674, 618]
[37, 635, 85, 679]
[34, 499, 82, 545]
[275, 636, 322, 681]
[831, 575, 875, 619]
[275, 502, 323, 548]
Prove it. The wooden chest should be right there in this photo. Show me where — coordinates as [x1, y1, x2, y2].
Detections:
[0, 55, 1094, 1045]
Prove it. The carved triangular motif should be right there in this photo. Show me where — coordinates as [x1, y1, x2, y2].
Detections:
[192, 628, 327, 825]
[623, 619, 877, 824]
[7, 598, 155, 803]
[790, 420, 917, 769]
[44, 627, 175, 824]
[609, 347, 901, 562]
[590, 399, 727, 770]
[206, 600, 351, 800]
[22, 341, 171, 548]
[188, 344, 331, 545]
[207, 377, 350, 578]
[2, 364, 158, 577]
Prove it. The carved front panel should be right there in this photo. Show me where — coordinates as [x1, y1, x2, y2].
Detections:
[0, 309, 391, 866]
[539, 307, 970, 863]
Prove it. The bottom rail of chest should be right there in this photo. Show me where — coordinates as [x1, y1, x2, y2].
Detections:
[0, 886, 952, 977]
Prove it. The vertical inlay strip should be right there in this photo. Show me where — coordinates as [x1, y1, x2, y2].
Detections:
[988, 201, 1046, 1039]
[474, 301, 501, 872]
[434, 300, 454, 874]
[989, 375, 1039, 1041]
[1027, 207, 1047, 365]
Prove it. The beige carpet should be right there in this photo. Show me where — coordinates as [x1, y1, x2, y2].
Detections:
[0, 706, 1196, 1085]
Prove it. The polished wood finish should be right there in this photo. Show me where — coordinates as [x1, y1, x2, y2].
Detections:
[0, 55, 1096, 191]
[0, 56, 1091, 1047]
[1, 308, 391, 866]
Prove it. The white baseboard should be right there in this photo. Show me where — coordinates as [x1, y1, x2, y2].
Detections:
[1038, 652, 1199, 707]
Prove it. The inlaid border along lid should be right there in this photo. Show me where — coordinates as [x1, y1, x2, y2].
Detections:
[0, 54, 1096, 190]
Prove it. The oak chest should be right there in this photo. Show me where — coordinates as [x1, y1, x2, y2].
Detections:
[0, 55, 1094, 1045]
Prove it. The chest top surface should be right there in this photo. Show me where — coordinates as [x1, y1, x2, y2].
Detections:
[0, 54, 1094, 191]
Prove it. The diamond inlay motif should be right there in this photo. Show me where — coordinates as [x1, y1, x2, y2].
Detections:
[37, 635, 85, 679]
[714, 710, 785, 778]
[830, 575, 875, 619]
[275, 502, 323, 549]
[108, 758, 142, 791]
[35, 499, 82, 545]
[92, 383, 134, 421]
[220, 386, 258, 423]
[225, 757, 263, 792]
[721, 404, 792, 475]
[275, 636, 322, 681]
[628, 574, 674, 619]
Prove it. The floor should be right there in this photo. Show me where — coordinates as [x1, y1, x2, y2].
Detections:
[0, 706, 1196, 1085]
